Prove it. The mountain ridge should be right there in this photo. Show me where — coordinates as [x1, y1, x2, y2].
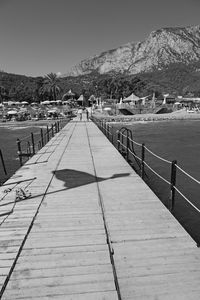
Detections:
[64, 25, 200, 77]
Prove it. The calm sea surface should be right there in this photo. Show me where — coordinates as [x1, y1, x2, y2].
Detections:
[112, 119, 200, 244]
[0, 121, 56, 181]
[0, 119, 200, 243]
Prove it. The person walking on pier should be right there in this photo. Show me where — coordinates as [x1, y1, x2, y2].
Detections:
[86, 108, 89, 121]
[77, 108, 83, 121]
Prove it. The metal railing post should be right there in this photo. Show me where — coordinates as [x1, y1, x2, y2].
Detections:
[105, 123, 108, 138]
[141, 143, 145, 179]
[170, 160, 177, 211]
[51, 124, 54, 137]
[111, 125, 114, 144]
[41, 128, 44, 147]
[17, 138, 23, 166]
[0, 149, 7, 175]
[117, 130, 120, 151]
[126, 132, 129, 161]
[27, 141, 31, 157]
[47, 126, 49, 142]
[38, 141, 41, 150]
[31, 132, 35, 155]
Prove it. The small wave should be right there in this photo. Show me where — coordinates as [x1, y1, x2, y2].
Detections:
[7, 126, 31, 130]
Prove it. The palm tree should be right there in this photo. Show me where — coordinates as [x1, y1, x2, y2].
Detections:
[0, 86, 7, 103]
[44, 73, 61, 101]
[34, 77, 45, 102]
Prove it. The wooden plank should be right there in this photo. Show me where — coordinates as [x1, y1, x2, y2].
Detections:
[3, 280, 116, 299]
[21, 244, 108, 256]
[3, 291, 118, 300]
[10, 264, 113, 280]
[6, 273, 114, 290]
[2, 120, 200, 300]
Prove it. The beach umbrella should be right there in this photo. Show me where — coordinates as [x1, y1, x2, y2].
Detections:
[47, 109, 58, 113]
[163, 94, 169, 105]
[8, 101, 15, 106]
[7, 110, 18, 115]
[19, 107, 27, 111]
[66, 89, 75, 96]
[41, 100, 50, 105]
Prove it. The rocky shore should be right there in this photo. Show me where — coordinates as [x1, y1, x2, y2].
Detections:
[92, 110, 200, 123]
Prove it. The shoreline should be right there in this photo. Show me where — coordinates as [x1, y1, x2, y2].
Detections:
[0, 118, 68, 128]
[93, 111, 200, 123]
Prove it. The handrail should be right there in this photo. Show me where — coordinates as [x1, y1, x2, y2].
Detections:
[116, 126, 200, 213]
[0, 149, 7, 176]
[176, 164, 200, 185]
[16, 120, 68, 166]
[91, 117, 200, 216]
[144, 146, 171, 164]
[174, 186, 200, 213]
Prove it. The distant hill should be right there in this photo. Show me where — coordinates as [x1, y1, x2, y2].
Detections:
[2, 62, 200, 100]
[2, 24, 200, 99]
[65, 25, 200, 77]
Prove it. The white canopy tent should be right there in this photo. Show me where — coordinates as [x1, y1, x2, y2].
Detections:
[77, 95, 84, 106]
[123, 93, 140, 102]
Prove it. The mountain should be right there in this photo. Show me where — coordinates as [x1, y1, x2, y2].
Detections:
[66, 25, 200, 77]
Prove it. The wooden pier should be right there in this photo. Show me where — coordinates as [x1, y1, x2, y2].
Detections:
[0, 115, 200, 299]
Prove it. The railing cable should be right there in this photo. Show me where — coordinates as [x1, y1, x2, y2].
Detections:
[176, 165, 200, 185]
[174, 186, 200, 213]
[144, 146, 171, 164]
[143, 161, 171, 185]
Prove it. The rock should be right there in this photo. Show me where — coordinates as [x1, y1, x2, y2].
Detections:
[64, 25, 200, 77]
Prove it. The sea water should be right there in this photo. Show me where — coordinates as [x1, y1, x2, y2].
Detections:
[112, 119, 200, 244]
[0, 121, 54, 181]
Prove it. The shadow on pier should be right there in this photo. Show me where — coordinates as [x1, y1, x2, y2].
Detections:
[53, 169, 130, 189]
[0, 169, 130, 208]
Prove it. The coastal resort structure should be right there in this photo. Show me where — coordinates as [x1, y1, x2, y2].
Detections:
[123, 93, 141, 106]
[76, 94, 84, 106]
[62, 89, 75, 102]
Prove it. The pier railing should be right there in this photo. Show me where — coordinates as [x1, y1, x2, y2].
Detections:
[16, 119, 67, 166]
[0, 149, 7, 182]
[91, 116, 200, 219]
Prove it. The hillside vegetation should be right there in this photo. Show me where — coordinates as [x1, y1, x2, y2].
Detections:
[1, 62, 200, 103]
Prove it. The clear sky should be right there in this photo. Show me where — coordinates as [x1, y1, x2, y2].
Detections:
[0, 0, 200, 77]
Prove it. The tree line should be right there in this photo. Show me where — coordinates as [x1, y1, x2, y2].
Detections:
[1, 62, 200, 104]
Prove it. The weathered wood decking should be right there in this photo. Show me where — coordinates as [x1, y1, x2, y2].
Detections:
[0, 116, 200, 299]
